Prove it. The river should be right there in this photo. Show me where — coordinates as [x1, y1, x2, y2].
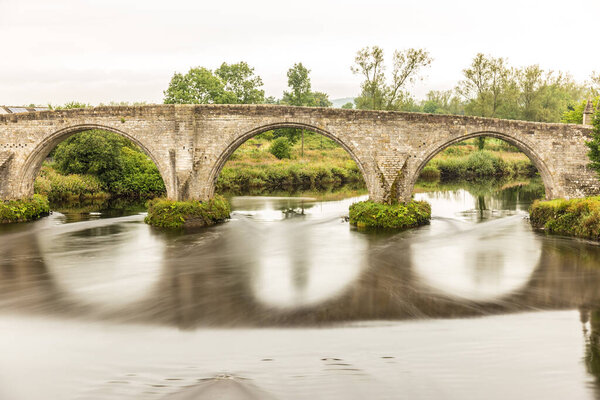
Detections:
[1, 179, 600, 400]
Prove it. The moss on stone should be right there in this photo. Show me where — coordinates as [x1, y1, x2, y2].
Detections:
[145, 195, 231, 229]
[529, 196, 600, 241]
[0, 194, 50, 223]
[349, 200, 431, 230]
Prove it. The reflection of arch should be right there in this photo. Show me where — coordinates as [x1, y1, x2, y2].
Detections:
[18, 124, 173, 199]
[206, 122, 369, 198]
[410, 131, 556, 199]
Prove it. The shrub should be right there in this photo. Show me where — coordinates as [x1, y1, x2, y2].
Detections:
[145, 195, 231, 229]
[349, 200, 431, 230]
[465, 151, 497, 177]
[269, 137, 292, 159]
[34, 164, 107, 201]
[0, 195, 50, 223]
[419, 165, 441, 181]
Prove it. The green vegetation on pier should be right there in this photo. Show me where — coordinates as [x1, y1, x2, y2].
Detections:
[349, 200, 431, 230]
[144, 195, 231, 229]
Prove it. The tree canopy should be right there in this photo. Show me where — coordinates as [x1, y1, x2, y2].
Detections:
[281, 63, 333, 107]
[163, 62, 265, 104]
[351, 46, 432, 111]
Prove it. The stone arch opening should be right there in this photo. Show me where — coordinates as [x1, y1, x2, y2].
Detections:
[206, 122, 370, 197]
[409, 131, 556, 200]
[18, 124, 173, 200]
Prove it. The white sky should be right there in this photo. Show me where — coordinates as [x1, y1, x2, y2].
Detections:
[0, 0, 598, 106]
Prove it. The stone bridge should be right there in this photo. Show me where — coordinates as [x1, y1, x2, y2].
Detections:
[0, 104, 598, 202]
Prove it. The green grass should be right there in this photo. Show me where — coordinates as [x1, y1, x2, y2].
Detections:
[529, 196, 600, 241]
[0, 195, 50, 224]
[145, 195, 231, 229]
[349, 200, 431, 230]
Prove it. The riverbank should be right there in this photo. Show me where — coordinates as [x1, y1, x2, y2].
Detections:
[145, 195, 231, 229]
[0, 195, 49, 223]
[529, 197, 600, 241]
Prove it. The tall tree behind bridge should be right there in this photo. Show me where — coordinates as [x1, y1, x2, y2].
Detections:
[163, 62, 265, 104]
[278, 63, 333, 153]
[351, 46, 432, 111]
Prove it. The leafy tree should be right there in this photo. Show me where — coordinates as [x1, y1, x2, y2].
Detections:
[311, 91, 333, 107]
[269, 137, 292, 159]
[456, 53, 513, 118]
[421, 90, 464, 115]
[341, 102, 354, 109]
[282, 63, 313, 106]
[563, 97, 600, 124]
[164, 62, 264, 104]
[351, 46, 432, 111]
[586, 110, 600, 176]
[279, 63, 332, 150]
[214, 62, 265, 104]
[164, 67, 226, 104]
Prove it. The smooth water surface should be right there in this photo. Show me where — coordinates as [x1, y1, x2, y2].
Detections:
[2, 180, 600, 400]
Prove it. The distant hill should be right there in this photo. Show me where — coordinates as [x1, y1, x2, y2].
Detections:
[330, 97, 355, 108]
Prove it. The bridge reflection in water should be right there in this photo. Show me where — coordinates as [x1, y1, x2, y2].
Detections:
[1, 196, 600, 330]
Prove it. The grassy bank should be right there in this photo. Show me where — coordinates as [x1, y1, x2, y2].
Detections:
[145, 195, 231, 229]
[35, 163, 108, 201]
[529, 197, 600, 241]
[349, 200, 431, 230]
[420, 139, 537, 181]
[0, 195, 50, 224]
[216, 131, 364, 192]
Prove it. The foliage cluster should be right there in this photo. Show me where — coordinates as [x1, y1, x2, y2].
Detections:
[0, 195, 50, 224]
[34, 163, 107, 201]
[144, 195, 231, 229]
[424, 150, 536, 180]
[348, 200, 431, 230]
[269, 137, 292, 159]
[51, 130, 165, 198]
[529, 197, 600, 241]
[164, 62, 265, 104]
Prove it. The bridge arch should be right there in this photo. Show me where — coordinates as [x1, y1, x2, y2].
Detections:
[408, 130, 557, 200]
[205, 122, 373, 198]
[17, 124, 174, 199]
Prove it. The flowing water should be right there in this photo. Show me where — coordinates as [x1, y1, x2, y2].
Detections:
[2, 179, 600, 400]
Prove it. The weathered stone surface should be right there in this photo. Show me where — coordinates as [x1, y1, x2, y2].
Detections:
[0, 104, 598, 202]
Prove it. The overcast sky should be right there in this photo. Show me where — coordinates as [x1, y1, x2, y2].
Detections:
[0, 0, 598, 106]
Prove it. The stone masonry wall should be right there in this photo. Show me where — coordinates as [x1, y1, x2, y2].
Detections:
[0, 105, 598, 203]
